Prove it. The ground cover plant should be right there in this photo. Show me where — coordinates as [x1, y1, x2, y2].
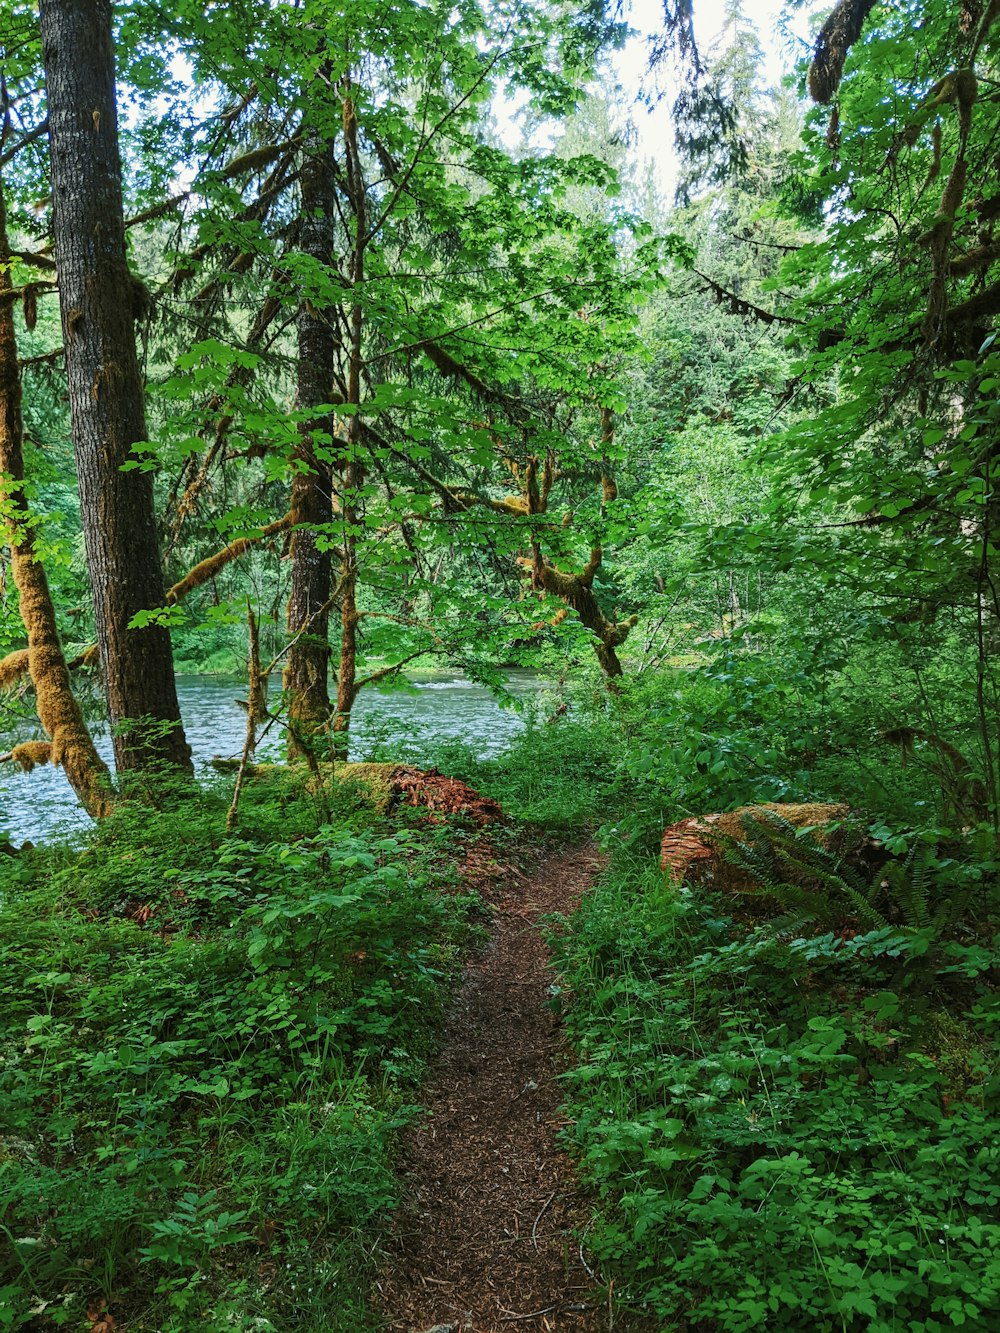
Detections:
[433, 683, 625, 832]
[4, 0, 1000, 1327]
[0, 775, 475, 1331]
[552, 826, 1000, 1331]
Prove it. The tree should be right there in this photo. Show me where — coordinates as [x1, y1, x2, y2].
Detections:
[765, 0, 1000, 832]
[283, 124, 336, 758]
[38, 0, 191, 775]
[0, 165, 112, 815]
[127, 1, 669, 753]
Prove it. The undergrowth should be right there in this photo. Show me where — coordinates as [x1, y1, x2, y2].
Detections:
[434, 702, 623, 830]
[552, 845, 1000, 1331]
[0, 774, 473, 1332]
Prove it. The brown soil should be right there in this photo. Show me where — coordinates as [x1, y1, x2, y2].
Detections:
[376, 842, 619, 1333]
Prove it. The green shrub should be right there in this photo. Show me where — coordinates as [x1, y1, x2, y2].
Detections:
[438, 703, 623, 829]
[0, 782, 471, 1331]
[553, 846, 1000, 1331]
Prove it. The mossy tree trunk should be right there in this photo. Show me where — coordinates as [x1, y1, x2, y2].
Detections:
[284, 128, 336, 760]
[0, 175, 113, 818]
[332, 88, 367, 763]
[39, 0, 191, 776]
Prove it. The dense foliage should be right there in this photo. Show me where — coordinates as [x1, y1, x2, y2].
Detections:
[2, 0, 1000, 1328]
[554, 846, 1000, 1331]
[0, 778, 474, 1330]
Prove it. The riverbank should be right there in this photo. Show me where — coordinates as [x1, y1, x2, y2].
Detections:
[0, 669, 550, 844]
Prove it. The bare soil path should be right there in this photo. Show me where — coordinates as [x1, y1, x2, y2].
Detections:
[376, 841, 617, 1333]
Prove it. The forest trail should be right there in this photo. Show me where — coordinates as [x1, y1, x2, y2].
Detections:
[376, 841, 615, 1333]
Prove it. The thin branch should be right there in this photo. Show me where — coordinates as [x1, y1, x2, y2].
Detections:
[693, 269, 803, 326]
[0, 117, 48, 167]
[354, 648, 428, 691]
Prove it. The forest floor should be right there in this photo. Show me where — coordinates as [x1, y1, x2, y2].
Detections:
[375, 840, 625, 1333]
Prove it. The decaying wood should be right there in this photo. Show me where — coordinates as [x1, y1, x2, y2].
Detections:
[661, 802, 852, 886]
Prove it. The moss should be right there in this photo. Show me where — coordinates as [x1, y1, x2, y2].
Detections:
[332, 762, 399, 812]
[11, 740, 53, 772]
[166, 514, 290, 605]
[925, 1009, 991, 1100]
[0, 648, 29, 690]
[809, 0, 879, 104]
[0, 198, 112, 818]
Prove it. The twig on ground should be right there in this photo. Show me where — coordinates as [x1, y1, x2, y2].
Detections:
[579, 1238, 598, 1283]
[531, 1189, 557, 1253]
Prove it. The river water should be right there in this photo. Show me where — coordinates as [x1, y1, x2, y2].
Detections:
[0, 670, 547, 844]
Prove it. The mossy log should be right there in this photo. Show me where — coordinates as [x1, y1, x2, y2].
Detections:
[210, 758, 503, 822]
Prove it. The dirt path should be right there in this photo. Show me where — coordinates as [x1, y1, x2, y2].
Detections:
[376, 841, 614, 1333]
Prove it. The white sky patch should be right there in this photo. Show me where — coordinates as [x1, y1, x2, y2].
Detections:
[614, 0, 821, 201]
[494, 0, 821, 205]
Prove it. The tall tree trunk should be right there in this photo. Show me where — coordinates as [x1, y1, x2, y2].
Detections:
[333, 89, 367, 762]
[285, 130, 335, 760]
[38, 0, 191, 775]
[0, 177, 113, 817]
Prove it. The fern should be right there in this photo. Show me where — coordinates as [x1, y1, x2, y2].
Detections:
[882, 842, 931, 929]
[724, 811, 889, 935]
[724, 812, 978, 943]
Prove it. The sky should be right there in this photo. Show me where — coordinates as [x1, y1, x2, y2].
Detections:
[495, 0, 820, 202]
[613, 0, 821, 196]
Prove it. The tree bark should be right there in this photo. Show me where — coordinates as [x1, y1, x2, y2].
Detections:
[284, 129, 335, 759]
[332, 90, 367, 762]
[0, 176, 113, 817]
[38, 0, 191, 775]
[523, 413, 635, 690]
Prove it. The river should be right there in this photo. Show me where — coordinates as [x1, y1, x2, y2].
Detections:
[0, 670, 548, 844]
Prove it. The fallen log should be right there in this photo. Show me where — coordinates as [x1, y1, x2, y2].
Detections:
[209, 758, 503, 824]
[660, 801, 852, 890]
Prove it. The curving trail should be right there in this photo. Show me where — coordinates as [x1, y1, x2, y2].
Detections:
[377, 842, 617, 1333]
